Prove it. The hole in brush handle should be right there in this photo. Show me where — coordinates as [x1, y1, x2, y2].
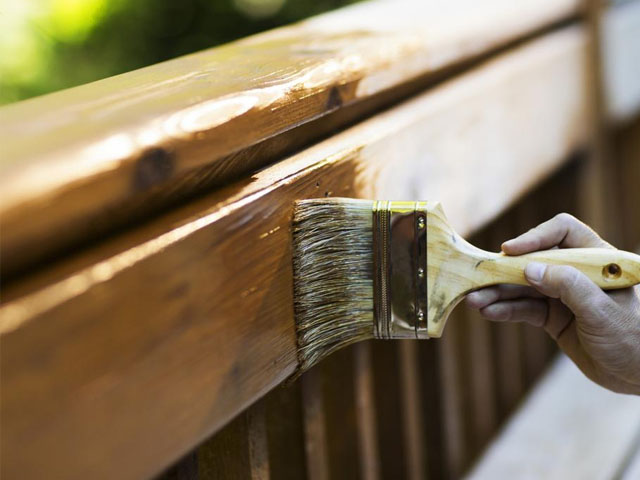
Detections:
[602, 263, 622, 280]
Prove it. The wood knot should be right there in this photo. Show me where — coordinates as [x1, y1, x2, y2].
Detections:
[133, 148, 175, 190]
[326, 87, 343, 110]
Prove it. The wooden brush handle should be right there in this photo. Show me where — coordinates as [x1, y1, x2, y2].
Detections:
[473, 248, 640, 290]
[425, 202, 640, 337]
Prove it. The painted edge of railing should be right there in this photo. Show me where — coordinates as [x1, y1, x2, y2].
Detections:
[0, 0, 580, 278]
[0, 27, 590, 480]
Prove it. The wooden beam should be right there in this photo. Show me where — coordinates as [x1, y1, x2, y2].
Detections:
[0, 28, 589, 480]
[0, 0, 580, 278]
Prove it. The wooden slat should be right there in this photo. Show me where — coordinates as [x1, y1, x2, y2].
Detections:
[301, 369, 330, 480]
[264, 383, 308, 479]
[0, 0, 581, 278]
[398, 342, 427, 480]
[466, 356, 640, 480]
[603, 0, 640, 123]
[354, 342, 381, 480]
[0, 29, 590, 480]
[418, 341, 447, 479]
[437, 310, 468, 479]
[319, 347, 361, 480]
[196, 411, 254, 479]
[371, 341, 408, 479]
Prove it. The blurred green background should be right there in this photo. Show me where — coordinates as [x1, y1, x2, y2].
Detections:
[0, 0, 361, 106]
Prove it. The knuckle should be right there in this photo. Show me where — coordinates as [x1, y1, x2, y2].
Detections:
[554, 212, 576, 226]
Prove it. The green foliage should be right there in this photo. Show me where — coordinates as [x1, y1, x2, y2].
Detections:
[0, 0, 361, 105]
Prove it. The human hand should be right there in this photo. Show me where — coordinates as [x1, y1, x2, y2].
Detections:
[466, 213, 640, 395]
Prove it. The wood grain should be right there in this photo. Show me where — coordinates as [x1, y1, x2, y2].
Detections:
[0, 0, 582, 279]
[0, 29, 591, 480]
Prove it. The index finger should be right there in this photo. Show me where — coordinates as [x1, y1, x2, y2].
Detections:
[501, 213, 611, 255]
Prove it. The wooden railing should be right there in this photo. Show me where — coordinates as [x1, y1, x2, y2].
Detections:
[1, 0, 639, 479]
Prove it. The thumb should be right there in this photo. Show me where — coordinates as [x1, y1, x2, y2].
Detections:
[524, 262, 611, 318]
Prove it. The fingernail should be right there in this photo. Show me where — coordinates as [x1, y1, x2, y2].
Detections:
[525, 262, 546, 283]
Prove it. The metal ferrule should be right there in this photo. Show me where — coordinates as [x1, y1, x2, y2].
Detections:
[372, 201, 429, 339]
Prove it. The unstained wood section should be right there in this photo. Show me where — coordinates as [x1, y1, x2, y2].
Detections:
[603, 0, 640, 123]
[466, 356, 640, 480]
[0, 29, 590, 480]
[0, 0, 580, 277]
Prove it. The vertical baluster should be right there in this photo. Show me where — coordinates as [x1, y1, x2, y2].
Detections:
[302, 367, 330, 480]
[197, 408, 257, 479]
[264, 382, 308, 479]
[354, 342, 381, 480]
[247, 404, 270, 480]
[398, 341, 427, 480]
[371, 341, 408, 479]
[437, 309, 467, 479]
[319, 346, 362, 479]
[418, 340, 446, 480]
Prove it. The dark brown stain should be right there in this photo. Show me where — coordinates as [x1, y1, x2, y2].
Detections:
[326, 87, 343, 111]
[134, 148, 175, 191]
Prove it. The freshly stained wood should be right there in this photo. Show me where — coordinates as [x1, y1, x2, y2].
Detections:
[0, 0, 580, 277]
[0, 29, 590, 480]
[466, 356, 640, 480]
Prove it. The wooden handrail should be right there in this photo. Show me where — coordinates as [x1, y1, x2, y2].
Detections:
[1, 0, 640, 478]
[1, 27, 590, 480]
[0, 0, 580, 278]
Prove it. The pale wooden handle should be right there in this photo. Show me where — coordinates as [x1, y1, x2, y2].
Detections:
[425, 202, 640, 338]
[473, 248, 640, 290]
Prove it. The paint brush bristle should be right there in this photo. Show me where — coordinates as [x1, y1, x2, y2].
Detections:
[292, 198, 375, 371]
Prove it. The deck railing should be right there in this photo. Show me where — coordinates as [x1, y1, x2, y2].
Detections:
[1, 0, 639, 479]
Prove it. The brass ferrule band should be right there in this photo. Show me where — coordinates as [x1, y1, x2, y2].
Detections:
[372, 201, 429, 340]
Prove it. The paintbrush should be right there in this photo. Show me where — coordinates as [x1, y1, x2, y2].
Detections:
[292, 198, 640, 371]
